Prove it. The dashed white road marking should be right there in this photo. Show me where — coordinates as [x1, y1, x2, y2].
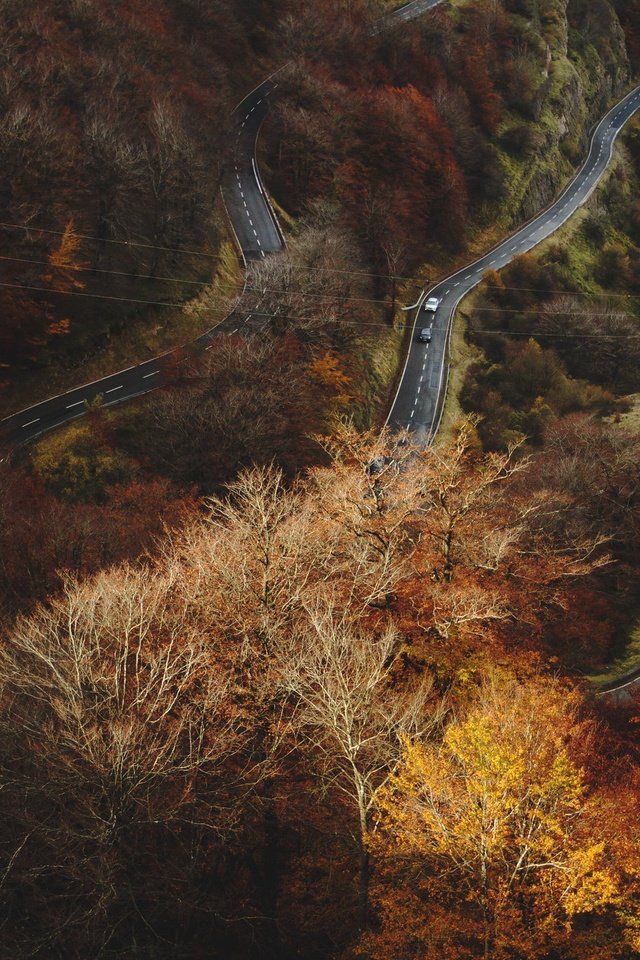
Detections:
[22, 418, 40, 428]
[105, 385, 123, 394]
[66, 400, 85, 409]
[143, 371, 160, 379]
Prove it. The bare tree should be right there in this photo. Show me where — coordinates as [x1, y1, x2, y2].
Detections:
[235, 223, 369, 341]
[309, 421, 420, 609]
[0, 562, 245, 956]
[415, 418, 530, 583]
[277, 600, 440, 928]
[177, 464, 318, 658]
[84, 109, 147, 259]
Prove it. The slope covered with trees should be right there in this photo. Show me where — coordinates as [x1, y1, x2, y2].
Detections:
[2, 423, 640, 959]
[0, 0, 268, 389]
[0, 0, 630, 414]
[2, 0, 640, 956]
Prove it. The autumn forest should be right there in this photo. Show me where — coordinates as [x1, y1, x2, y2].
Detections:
[2, 0, 640, 957]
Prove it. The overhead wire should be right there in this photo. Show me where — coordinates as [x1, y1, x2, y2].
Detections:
[0, 219, 415, 282]
[243, 285, 407, 306]
[0, 220, 219, 261]
[0, 279, 193, 309]
[248, 284, 640, 311]
[3, 278, 640, 337]
[474, 283, 640, 302]
[6, 259, 638, 318]
[202, 310, 640, 338]
[3, 217, 640, 336]
[0, 254, 218, 287]
[14, 223, 636, 294]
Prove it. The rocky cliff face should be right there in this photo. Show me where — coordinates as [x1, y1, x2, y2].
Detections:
[511, 0, 629, 223]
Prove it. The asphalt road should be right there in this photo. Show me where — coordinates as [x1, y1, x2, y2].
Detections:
[0, 307, 262, 445]
[1, 0, 440, 448]
[0, 82, 286, 446]
[371, 0, 443, 32]
[1, 4, 639, 448]
[386, 85, 640, 440]
[221, 76, 285, 263]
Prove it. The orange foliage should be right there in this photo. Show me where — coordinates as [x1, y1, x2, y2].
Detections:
[42, 220, 86, 293]
[308, 350, 352, 407]
[365, 672, 624, 960]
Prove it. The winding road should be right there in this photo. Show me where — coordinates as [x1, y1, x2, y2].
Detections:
[386, 85, 640, 438]
[1, 2, 639, 452]
[222, 76, 285, 264]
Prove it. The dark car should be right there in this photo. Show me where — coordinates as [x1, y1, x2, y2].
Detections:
[418, 325, 433, 343]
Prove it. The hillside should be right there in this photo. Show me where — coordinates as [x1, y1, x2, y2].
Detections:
[1, 1, 640, 958]
[0, 0, 265, 398]
[0, 0, 632, 418]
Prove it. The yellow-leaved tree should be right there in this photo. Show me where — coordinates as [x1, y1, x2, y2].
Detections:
[364, 671, 620, 960]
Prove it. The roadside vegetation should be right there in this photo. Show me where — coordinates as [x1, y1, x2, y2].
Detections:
[452, 113, 640, 682]
[2, 0, 640, 957]
[461, 115, 640, 452]
[3, 422, 640, 960]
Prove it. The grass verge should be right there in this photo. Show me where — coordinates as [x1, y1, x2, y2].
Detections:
[589, 618, 640, 687]
[434, 290, 483, 448]
[0, 215, 243, 419]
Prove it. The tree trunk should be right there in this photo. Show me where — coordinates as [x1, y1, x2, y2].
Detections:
[358, 839, 370, 931]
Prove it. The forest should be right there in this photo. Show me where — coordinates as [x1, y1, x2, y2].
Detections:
[1, 0, 640, 957]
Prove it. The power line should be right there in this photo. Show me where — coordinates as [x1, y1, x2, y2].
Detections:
[244, 285, 401, 306]
[476, 283, 640, 302]
[0, 219, 417, 282]
[468, 305, 638, 319]
[0, 254, 221, 288]
[268, 261, 415, 281]
[0, 221, 219, 261]
[244, 284, 640, 319]
[4, 277, 640, 338]
[0, 276, 395, 312]
[0, 280, 192, 309]
[0, 259, 406, 305]
[248, 285, 640, 314]
[469, 329, 640, 339]
[217, 311, 640, 337]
